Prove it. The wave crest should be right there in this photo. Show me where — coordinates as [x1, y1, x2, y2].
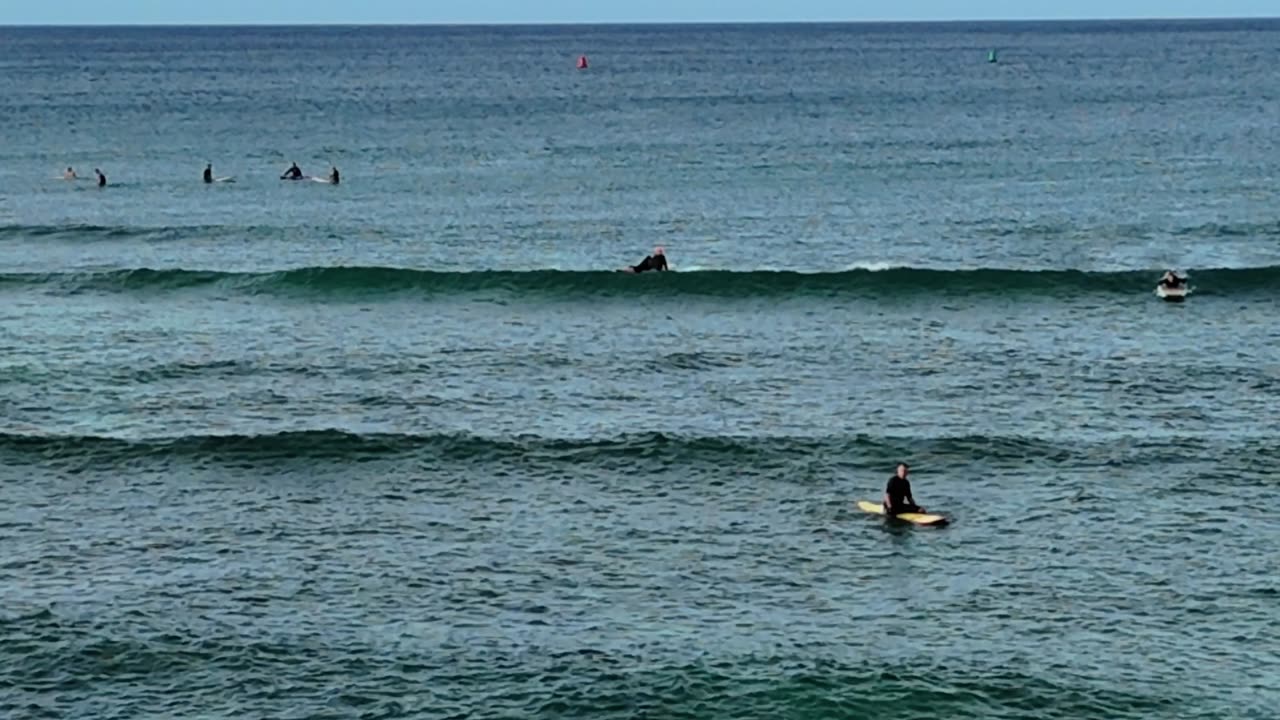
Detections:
[1, 265, 1276, 299]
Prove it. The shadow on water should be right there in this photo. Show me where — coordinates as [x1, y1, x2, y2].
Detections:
[875, 520, 919, 541]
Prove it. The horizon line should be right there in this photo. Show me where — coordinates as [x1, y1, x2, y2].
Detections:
[2, 15, 1278, 28]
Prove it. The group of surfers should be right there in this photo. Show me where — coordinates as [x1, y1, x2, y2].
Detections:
[62, 163, 340, 187]
[62, 167, 107, 186]
[53, 171, 1192, 299]
[277, 162, 340, 185]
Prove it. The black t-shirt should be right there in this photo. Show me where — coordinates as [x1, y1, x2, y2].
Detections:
[885, 474, 913, 508]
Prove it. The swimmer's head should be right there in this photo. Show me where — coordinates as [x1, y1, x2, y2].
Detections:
[654, 246, 665, 256]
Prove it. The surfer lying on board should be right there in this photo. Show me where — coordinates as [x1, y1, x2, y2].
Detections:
[281, 162, 304, 180]
[1158, 270, 1185, 289]
[883, 463, 925, 515]
[624, 246, 668, 273]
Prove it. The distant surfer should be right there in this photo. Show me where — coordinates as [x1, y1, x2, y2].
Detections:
[94, 168, 107, 187]
[281, 162, 303, 181]
[63, 167, 77, 180]
[329, 166, 340, 185]
[883, 463, 924, 516]
[623, 246, 668, 273]
[203, 164, 213, 184]
[577, 55, 589, 70]
[1158, 270, 1185, 290]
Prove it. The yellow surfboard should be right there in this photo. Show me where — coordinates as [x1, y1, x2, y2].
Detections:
[857, 500, 949, 527]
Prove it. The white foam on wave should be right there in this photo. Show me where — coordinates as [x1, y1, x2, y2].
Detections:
[841, 261, 900, 272]
[643, 262, 915, 273]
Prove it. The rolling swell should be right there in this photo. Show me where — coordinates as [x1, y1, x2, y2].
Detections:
[2, 429, 1269, 474]
[0, 430, 1053, 466]
[0, 607, 1184, 720]
[0, 626, 1184, 720]
[1, 265, 1277, 300]
[0, 223, 151, 240]
[0, 222, 285, 243]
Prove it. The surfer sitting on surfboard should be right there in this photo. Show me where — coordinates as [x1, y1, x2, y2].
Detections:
[64, 167, 77, 180]
[329, 166, 340, 185]
[204, 164, 213, 184]
[884, 463, 925, 516]
[1158, 270, 1185, 289]
[281, 162, 304, 180]
[626, 246, 668, 273]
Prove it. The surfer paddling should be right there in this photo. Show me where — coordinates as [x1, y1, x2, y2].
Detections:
[883, 463, 925, 516]
[1158, 270, 1185, 290]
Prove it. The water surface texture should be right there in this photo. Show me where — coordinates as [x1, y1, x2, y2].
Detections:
[2, 21, 1279, 720]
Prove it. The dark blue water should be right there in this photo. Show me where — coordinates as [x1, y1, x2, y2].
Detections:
[2, 21, 1278, 719]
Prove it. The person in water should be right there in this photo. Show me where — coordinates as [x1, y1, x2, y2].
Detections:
[64, 167, 77, 180]
[1158, 270, 1185, 289]
[329, 166, 340, 185]
[883, 463, 924, 516]
[94, 169, 106, 187]
[203, 164, 213, 184]
[281, 162, 303, 180]
[629, 246, 668, 273]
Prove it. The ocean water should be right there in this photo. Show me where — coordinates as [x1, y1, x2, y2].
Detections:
[2, 19, 1279, 719]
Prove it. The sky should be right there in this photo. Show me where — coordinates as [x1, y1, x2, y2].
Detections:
[2, 0, 1277, 25]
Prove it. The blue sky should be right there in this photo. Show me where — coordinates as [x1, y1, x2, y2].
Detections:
[3, 0, 1277, 25]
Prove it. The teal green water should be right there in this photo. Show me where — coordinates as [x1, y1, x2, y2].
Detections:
[2, 21, 1279, 720]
